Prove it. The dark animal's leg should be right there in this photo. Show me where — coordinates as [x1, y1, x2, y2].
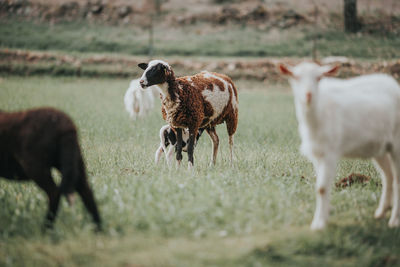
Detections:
[59, 133, 101, 230]
[206, 127, 219, 166]
[187, 129, 197, 169]
[176, 128, 183, 165]
[76, 177, 102, 230]
[33, 171, 61, 229]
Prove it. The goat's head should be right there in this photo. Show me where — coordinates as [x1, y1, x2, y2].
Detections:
[138, 60, 172, 89]
[279, 62, 339, 106]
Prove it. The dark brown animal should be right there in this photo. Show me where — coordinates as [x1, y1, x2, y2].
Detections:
[0, 107, 101, 230]
[138, 59, 238, 168]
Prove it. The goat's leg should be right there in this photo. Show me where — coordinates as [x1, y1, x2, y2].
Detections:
[311, 157, 337, 230]
[187, 130, 197, 170]
[176, 128, 183, 167]
[388, 153, 400, 227]
[373, 154, 393, 218]
[206, 127, 219, 166]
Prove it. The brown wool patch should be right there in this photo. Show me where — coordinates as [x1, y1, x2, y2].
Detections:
[160, 69, 238, 141]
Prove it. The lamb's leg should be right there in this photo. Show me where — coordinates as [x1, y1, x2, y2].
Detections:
[373, 154, 393, 218]
[166, 146, 174, 167]
[311, 157, 337, 230]
[388, 153, 400, 227]
[206, 127, 219, 166]
[187, 130, 197, 170]
[176, 128, 183, 167]
[155, 145, 164, 164]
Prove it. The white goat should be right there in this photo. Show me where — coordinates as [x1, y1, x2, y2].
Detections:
[124, 79, 156, 120]
[280, 62, 400, 230]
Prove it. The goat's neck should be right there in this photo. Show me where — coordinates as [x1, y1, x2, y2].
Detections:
[295, 99, 319, 131]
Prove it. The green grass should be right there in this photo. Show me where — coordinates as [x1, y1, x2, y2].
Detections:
[1, 18, 399, 58]
[0, 76, 399, 266]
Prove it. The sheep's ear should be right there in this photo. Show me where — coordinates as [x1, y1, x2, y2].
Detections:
[321, 65, 340, 77]
[138, 63, 148, 70]
[278, 64, 294, 77]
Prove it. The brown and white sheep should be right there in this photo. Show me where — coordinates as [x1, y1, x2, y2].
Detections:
[138, 60, 238, 168]
[0, 107, 101, 230]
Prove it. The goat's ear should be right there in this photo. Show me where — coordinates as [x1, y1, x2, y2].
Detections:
[278, 64, 294, 76]
[138, 63, 148, 70]
[322, 65, 340, 77]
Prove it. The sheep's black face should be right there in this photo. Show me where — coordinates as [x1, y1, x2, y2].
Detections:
[138, 60, 169, 89]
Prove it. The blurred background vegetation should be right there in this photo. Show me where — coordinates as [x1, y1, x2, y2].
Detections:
[0, 0, 399, 79]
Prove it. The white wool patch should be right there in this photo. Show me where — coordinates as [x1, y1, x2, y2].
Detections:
[147, 59, 170, 70]
[202, 83, 230, 121]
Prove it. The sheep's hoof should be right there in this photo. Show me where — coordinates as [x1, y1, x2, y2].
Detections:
[388, 217, 400, 228]
[310, 219, 326, 231]
[188, 162, 193, 171]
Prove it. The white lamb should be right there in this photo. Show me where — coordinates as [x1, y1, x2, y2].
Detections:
[124, 79, 156, 120]
[279, 62, 400, 230]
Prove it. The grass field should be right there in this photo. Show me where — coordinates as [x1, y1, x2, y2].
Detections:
[1, 76, 399, 266]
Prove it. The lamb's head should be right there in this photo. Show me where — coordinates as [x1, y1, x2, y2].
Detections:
[138, 60, 172, 89]
[279, 62, 339, 106]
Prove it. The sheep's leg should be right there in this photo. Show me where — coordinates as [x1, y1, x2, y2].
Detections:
[226, 111, 237, 166]
[373, 154, 393, 219]
[187, 130, 197, 170]
[206, 127, 219, 166]
[311, 157, 337, 230]
[388, 153, 400, 227]
[228, 135, 234, 166]
[166, 146, 174, 167]
[155, 145, 164, 164]
[176, 128, 183, 167]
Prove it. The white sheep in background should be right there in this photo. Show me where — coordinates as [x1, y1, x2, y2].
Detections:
[124, 78, 157, 120]
[279, 61, 400, 230]
[155, 125, 204, 166]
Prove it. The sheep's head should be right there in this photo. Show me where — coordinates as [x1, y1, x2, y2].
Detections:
[138, 60, 172, 89]
[279, 62, 339, 106]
